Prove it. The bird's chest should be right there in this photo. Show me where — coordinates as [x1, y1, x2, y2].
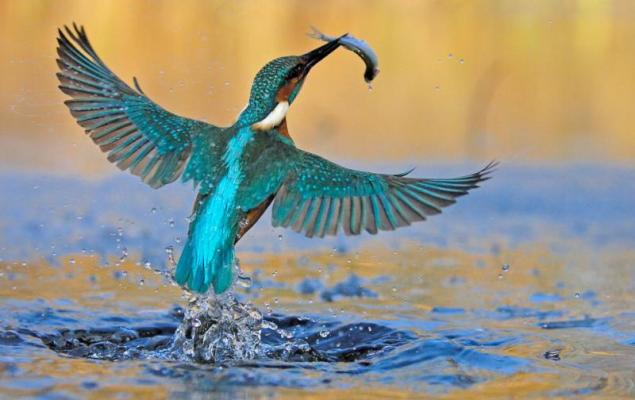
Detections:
[235, 131, 293, 211]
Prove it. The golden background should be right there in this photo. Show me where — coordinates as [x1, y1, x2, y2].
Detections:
[1, 0, 634, 177]
[1, 2, 635, 397]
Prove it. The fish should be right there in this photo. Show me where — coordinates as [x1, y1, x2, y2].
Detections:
[308, 26, 380, 83]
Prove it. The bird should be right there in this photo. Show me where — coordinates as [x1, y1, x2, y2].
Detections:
[56, 24, 496, 295]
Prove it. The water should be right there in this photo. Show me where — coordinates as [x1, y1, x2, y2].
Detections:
[1, 165, 634, 398]
[172, 294, 262, 363]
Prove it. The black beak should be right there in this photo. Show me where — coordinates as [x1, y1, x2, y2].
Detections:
[300, 35, 345, 73]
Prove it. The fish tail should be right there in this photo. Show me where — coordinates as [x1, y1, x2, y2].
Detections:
[307, 25, 331, 41]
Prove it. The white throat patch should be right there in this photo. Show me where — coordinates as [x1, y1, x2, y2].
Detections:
[251, 101, 289, 131]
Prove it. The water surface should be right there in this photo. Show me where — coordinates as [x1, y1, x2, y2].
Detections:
[1, 165, 634, 398]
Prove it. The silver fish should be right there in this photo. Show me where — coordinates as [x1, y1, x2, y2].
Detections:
[308, 26, 380, 83]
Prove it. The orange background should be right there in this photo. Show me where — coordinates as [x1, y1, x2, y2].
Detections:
[1, 0, 634, 177]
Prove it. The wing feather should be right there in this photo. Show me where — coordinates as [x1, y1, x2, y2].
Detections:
[56, 24, 217, 189]
[271, 151, 496, 237]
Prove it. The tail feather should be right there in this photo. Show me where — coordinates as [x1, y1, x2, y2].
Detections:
[174, 196, 237, 294]
[174, 241, 194, 287]
[175, 236, 236, 294]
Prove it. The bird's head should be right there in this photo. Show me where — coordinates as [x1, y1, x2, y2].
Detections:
[237, 37, 342, 131]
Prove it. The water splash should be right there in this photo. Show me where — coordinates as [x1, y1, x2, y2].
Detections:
[170, 293, 263, 363]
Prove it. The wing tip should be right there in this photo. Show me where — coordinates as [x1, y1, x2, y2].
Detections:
[57, 22, 84, 43]
[479, 160, 499, 176]
[457, 159, 499, 183]
[394, 166, 416, 177]
[133, 76, 145, 95]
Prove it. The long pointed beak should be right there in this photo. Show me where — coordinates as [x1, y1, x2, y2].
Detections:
[300, 35, 345, 72]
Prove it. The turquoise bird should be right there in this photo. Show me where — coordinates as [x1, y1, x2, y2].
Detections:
[56, 24, 495, 295]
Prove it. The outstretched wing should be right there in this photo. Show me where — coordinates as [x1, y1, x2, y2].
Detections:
[56, 24, 215, 189]
[272, 151, 496, 238]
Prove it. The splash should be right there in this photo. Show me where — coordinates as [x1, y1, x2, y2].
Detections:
[170, 292, 263, 363]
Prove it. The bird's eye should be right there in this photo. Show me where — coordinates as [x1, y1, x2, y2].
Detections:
[287, 64, 304, 80]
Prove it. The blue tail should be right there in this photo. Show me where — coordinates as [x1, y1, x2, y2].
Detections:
[174, 196, 236, 294]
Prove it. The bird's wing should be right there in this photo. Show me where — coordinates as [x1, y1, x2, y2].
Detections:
[56, 24, 217, 189]
[272, 150, 496, 238]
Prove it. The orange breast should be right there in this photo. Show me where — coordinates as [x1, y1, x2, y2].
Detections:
[272, 78, 298, 139]
[275, 77, 300, 102]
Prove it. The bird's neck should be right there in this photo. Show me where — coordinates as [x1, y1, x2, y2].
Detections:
[236, 100, 291, 137]
[251, 101, 289, 131]
[236, 77, 303, 131]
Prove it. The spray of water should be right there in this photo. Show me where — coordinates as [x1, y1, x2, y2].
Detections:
[170, 291, 263, 363]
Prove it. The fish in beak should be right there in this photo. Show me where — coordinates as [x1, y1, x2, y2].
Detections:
[299, 35, 345, 75]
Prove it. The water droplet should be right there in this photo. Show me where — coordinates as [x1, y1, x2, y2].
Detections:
[502, 263, 510, 272]
[69, 258, 76, 265]
[497, 273, 503, 279]
[574, 292, 581, 298]
[278, 328, 293, 339]
[165, 246, 176, 266]
[236, 274, 252, 288]
[277, 234, 283, 241]
[273, 297, 279, 304]
[119, 247, 128, 262]
[168, 219, 175, 228]
[319, 329, 330, 338]
[391, 287, 397, 292]
[272, 271, 277, 277]
[544, 350, 561, 361]
[262, 320, 278, 330]
[248, 309, 261, 321]
[448, 53, 453, 58]
[150, 207, 157, 214]
[459, 58, 464, 64]
[434, 85, 440, 91]
[138, 278, 145, 286]
[192, 318, 201, 328]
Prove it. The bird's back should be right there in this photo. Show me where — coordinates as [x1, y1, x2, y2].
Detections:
[234, 127, 299, 211]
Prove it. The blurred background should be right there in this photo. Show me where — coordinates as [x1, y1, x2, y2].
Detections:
[2, 0, 635, 177]
[2, 2, 635, 398]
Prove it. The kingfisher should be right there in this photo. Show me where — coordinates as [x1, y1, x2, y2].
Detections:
[56, 24, 495, 295]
